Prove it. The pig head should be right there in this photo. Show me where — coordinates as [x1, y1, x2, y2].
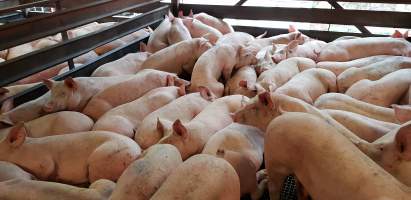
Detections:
[42, 77, 82, 113]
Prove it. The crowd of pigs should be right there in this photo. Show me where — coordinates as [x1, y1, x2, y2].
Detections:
[0, 10, 410, 200]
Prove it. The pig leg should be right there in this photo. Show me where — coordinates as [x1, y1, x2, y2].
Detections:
[250, 169, 268, 200]
[87, 140, 140, 183]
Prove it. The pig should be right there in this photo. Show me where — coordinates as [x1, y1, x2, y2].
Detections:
[158, 95, 249, 160]
[224, 66, 257, 97]
[361, 120, 411, 186]
[7, 43, 35, 60]
[67, 22, 116, 39]
[265, 112, 411, 200]
[0, 124, 141, 183]
[274, 68, 337, 104]
[93, 86, 185, 138]
[185, 10, 234, 34]
[146, 16, 171, 53]
[251, 31, 308, 48]
[324, 109, 399, 142]
[254, 45, 276, 75]
[134, 90, 213, 149]
[110, 144, 182, 200]
[94, 29, 151, 55]
[202, 123, 264, 171]
[317, 55, 392, 76]
[0, 161, 35, 181]
[233, 92, 369, 146]
[202, 123, 264, 199]
[83, 70, 181, 120]
[0, 92, 50, 126]
[167, 14, 192, 45]
[15, 51, 99, 85]
[0, 111, 93, 139]
[0, 83, 39, 102]
[314, 93, 398, 124]
[150, 154, 240, 200]
[0, 178, 116, 200]
[140, 38, 212, 74]
[43, 75, 132, 113]
[271, 39, 327, 63]
[345, 69, 411, 107]
[190, 44, 257, 97]
[91, 43, 151, 77]
[216, 32, 255, 46]
[255, 57, 316, 93]
[337, 56, 411, 92]
[317, 37, 411, 62]
[181, 17, 223, 44]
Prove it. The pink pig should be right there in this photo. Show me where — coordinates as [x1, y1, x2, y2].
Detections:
[158, 95, 249, 160]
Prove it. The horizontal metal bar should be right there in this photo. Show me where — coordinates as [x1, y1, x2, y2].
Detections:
[178, 4, 411, 29]
[0, 5, 168, 87]
[233, 25, 384, 42]
[0, 0, 160, 51]
[0, 0, 57, 15]
[295, 0, 411, 3]
[8, 35, 151, 106]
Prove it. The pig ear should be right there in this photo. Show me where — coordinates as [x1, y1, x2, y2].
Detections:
[6, 122, 27, 148]
[392, 30, 403, 38]
[0, 114, 13, 126]
[258, 92, 274, 109]
[64, 77, 77, 90]
[166, 75, 175, 86]
[393, 104, 411, 123]
[168, 11, 175, 22]
[288, 25, 297, 33]
[1, 99, 14, 114]
[139, 42, 147, 52]
[0, 87, 9, 95]
[201, 33, 216, 45]
[256, 31, 267, 39]
[238, 80, 248, 88]
[157, 117, 165, 136]
[178, 85, 186, 96]
[286, 40, 299, 51]
[198, 86, 215, 101]
[395, 123, 411, 161]
[178, 10, 184, 18]
[42, 79, 54, 90]
[189, 9, 194, 18]
[172, 119, 188, 139]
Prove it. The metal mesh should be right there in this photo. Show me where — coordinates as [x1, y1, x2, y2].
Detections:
[280, 175, 298, 200]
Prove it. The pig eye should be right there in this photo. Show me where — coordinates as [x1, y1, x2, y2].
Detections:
[379, 147, 384, 151]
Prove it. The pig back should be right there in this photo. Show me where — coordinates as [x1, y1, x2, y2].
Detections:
[150, 154, 240, 200]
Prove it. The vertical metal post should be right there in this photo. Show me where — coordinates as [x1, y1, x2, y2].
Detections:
[171, 0, 179, 17]
[55, 0, 75, 70]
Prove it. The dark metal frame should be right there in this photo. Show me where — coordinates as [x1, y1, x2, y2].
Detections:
[172, 0, 411, 41]
[0, 0, 167, 105]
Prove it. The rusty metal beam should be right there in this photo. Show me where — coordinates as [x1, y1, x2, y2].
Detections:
[0, 0, 160, 51]
[0, 5, 168, 87]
